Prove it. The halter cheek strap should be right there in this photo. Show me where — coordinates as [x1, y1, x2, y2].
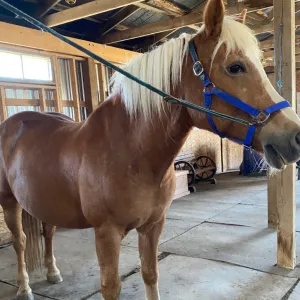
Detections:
[189, 41, 291, 147]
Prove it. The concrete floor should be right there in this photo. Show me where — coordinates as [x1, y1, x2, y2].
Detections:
[1, 172, 300, 299]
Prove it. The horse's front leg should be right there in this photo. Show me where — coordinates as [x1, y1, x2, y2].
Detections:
[42, 223, 63, 284]
[137, 216, 166, 300]
[94, 224, 123, 300]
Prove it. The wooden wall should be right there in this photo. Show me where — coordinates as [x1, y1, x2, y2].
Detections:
[181, 129, 243, 173]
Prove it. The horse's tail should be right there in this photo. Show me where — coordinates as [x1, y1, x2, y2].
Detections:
[22, 210, 43, 273]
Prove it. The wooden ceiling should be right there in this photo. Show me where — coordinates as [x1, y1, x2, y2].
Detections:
[1, 0, 300, 65]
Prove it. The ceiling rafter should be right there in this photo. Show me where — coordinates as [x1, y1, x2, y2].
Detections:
[101, 2, 276, 44]
[260, 37, 300, 49]
[151, 0, 186, 16]
[36, 0, 60, 18]
[43, 0, 143, 27]
[134, 1, 201, 31]
[99, 6, 141, 36]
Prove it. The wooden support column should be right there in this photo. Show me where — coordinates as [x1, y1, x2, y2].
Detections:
[82, 58, 98, 115]
[39, 88, 47, 112]
[70, 59, 81, 122]
[97, 63, 107, 103]
[0, 87, 7, 122]
[52, 56, 63, 113]
[268, 0, 296, 269]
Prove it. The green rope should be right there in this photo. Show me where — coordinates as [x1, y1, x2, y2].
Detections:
[0, 0, 252, 126]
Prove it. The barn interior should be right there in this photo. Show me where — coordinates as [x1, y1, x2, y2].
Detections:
[0, 0, 300, 299]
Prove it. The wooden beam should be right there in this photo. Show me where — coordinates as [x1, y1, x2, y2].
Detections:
[70, 59, 81, 122]
[268, 0, 296, 270]
[82, 58, 98, 115]
[143, 30, 176, 50]
[135, 2, 176, 16]
[0, 87, 7, 122]
[151, 0, 186, 16]
[100, 6, 141, 36]
[254, 15, 300, 35]
[37, 0, 60, 18]
[97, 64, 107, 103]
[263, 46, 300, 57]
[44, 0, 143, 27]
[0, 22, 139, 64]
[52, 56, 63, 113]
[39, 88, 47, 112]
[260, 37, 300, 49]
[136, 1, 200, 33]
[102, 2, 280, 44]
[264, 62, 300, 72]
[254, 2, 300, 34]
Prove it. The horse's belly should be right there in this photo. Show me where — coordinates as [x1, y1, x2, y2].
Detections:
[11, 180, 91, 229]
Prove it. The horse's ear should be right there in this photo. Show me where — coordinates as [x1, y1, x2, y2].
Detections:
[203, 0, 225, 38]
[238, 9, 247, 25]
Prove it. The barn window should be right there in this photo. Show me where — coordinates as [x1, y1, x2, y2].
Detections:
[0, 50, 53, 83]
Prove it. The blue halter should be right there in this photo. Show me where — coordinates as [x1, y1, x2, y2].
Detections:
[189, 41, 291, 147]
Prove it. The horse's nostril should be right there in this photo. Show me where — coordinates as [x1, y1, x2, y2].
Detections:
[296, 132, 300, 146]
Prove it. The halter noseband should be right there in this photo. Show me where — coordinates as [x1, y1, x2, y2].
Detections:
[189, 41, 290, 147]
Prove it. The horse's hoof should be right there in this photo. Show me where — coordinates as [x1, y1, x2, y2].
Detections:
[16, 292, 34, 300]
[47, 273, 63, 284]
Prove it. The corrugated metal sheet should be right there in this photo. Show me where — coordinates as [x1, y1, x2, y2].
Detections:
[122, 0, 205, 28]
[122, 9, 169, 27]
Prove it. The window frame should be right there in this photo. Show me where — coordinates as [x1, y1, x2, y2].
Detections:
[0, 48, 55, 85]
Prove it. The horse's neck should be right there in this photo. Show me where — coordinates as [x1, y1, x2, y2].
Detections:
[132, 106, 192, 179]
[88, 96, 192, 181]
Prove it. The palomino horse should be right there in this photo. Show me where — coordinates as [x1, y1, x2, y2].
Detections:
[1, 0, 300, 299]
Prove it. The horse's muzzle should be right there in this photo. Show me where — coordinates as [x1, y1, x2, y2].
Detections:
[263, 130, 300, 169]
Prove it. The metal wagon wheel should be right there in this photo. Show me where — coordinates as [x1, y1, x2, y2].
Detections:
[174, 161, 196, 186]
[194, 155, 217, 180]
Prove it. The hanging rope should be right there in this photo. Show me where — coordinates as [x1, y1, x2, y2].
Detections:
[275, 23, 284, 93]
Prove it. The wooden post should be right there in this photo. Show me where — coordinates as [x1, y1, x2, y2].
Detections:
[82, 58, 98, 115]
[52, 56, 63, 113]
[267, 175, 279, 229]
[39, 88, 47, 112]
[0, 87, 7, 121]
[97, 63, 107, 103]
[70, 59, 81, 122]
[268, 0, 296, 269]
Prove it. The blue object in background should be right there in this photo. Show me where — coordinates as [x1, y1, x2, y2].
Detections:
[239, 147, 265, 176]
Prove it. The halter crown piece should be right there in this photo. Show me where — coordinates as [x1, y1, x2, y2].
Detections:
[189, 41, 291, 147]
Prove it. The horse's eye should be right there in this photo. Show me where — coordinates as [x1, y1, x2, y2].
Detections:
[227, 63, 246, 75]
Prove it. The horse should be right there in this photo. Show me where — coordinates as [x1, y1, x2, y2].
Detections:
[1, 0, 300, 299]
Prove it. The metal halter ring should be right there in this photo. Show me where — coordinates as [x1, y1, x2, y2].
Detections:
[252, 111, 270, 125]
[203, 83, 215, 93]
[193, 61, 204, 77]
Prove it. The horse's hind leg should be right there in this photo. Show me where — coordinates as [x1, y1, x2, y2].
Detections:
[137, 216, 166, 300]
[2, 198, 34, 300]
[42, 223, 63, 284]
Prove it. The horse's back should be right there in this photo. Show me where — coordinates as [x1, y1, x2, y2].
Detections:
[0, 111, 90, 228]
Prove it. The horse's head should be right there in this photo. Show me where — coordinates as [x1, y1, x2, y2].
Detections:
[184, 0, 300, 170]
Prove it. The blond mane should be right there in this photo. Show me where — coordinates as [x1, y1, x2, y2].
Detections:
[111, 16, 262, 120]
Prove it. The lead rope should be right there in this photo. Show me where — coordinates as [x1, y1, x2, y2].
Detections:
[0, 0, 255, 126]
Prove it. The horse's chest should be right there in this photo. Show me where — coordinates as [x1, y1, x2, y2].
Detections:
[82, 181, 174, 228]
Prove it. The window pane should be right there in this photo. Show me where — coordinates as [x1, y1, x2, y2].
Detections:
[58, 59, 73, 101]
[0, 52, 23, 79]
[63, 106, 75, 120]
[5, 88, 39, 100]
[76, 61, 85, 102]
[22, 55, 53, 81]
